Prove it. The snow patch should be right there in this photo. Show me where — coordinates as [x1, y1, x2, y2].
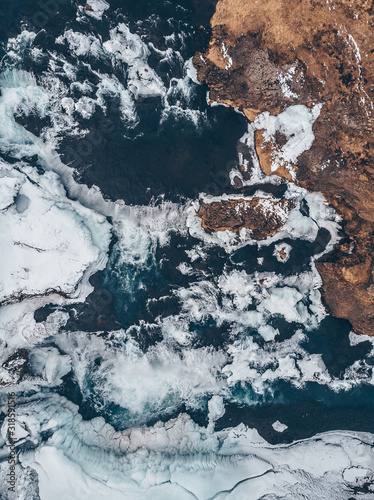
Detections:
[221, 42, 233, 70]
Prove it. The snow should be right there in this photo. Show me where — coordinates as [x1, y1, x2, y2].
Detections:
[185, 57, 199, 84]
[223, 330, 331, 392]
[0, 394, 372, 500]
[221, 43, 233, 70]
[278, 66, 299, 98]
[0, 176, 21, 210]
[253, 104, 322, 180]
[229, 104, 321, 185]
[258, 324, 279, 342]
[0, 162, 111, 304]
[345, 32, 373, 117]
[343, 466, 373, 487]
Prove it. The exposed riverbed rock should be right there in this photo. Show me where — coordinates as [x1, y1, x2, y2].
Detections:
[195, 0, 374, 335]
[1, 349, 29, 386]
[197, 197, 295, 239]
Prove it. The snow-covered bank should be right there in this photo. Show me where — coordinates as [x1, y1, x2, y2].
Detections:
[0, 393, 373, 500]
[0, 161, 111, 304]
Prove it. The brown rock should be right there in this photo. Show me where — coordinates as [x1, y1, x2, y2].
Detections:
[278, 247, 287, 261]
[317, 261, 374, 336]
[254, 129, 295, 181]
[196, 0, 374, 335]
[197, 197, 295, 240]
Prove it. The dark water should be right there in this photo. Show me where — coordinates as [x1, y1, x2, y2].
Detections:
[69, 104, 247, 204]
[1, 0, 374, 448]
[219, 382, 374, 444]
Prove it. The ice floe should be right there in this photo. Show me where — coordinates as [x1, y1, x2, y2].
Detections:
[272, 420, 288, 433]
[83, 0, 109, 21]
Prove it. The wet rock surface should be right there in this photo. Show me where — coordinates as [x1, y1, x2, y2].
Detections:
[1, 349, 29, 386]
[195, 0, 374, 335]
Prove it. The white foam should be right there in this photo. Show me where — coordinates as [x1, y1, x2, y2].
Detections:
[177, 262, 194, 275]
[74, 96, 96, 119]
[56, 30, 104, 58]
[29, 347, 71, 385]
[103, 24, 165, 99]
[5, 31, 37, 64]
[6, 22, 206, 144]
[161, 69, 208, 126]
[54, 331, 227, 424]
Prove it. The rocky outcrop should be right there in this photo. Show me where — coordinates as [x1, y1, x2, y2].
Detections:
[1, 349, 28, 386]
[194, 0, 374, 335]
[197, 197, 295, 240]
[254, 129, 295, 182]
